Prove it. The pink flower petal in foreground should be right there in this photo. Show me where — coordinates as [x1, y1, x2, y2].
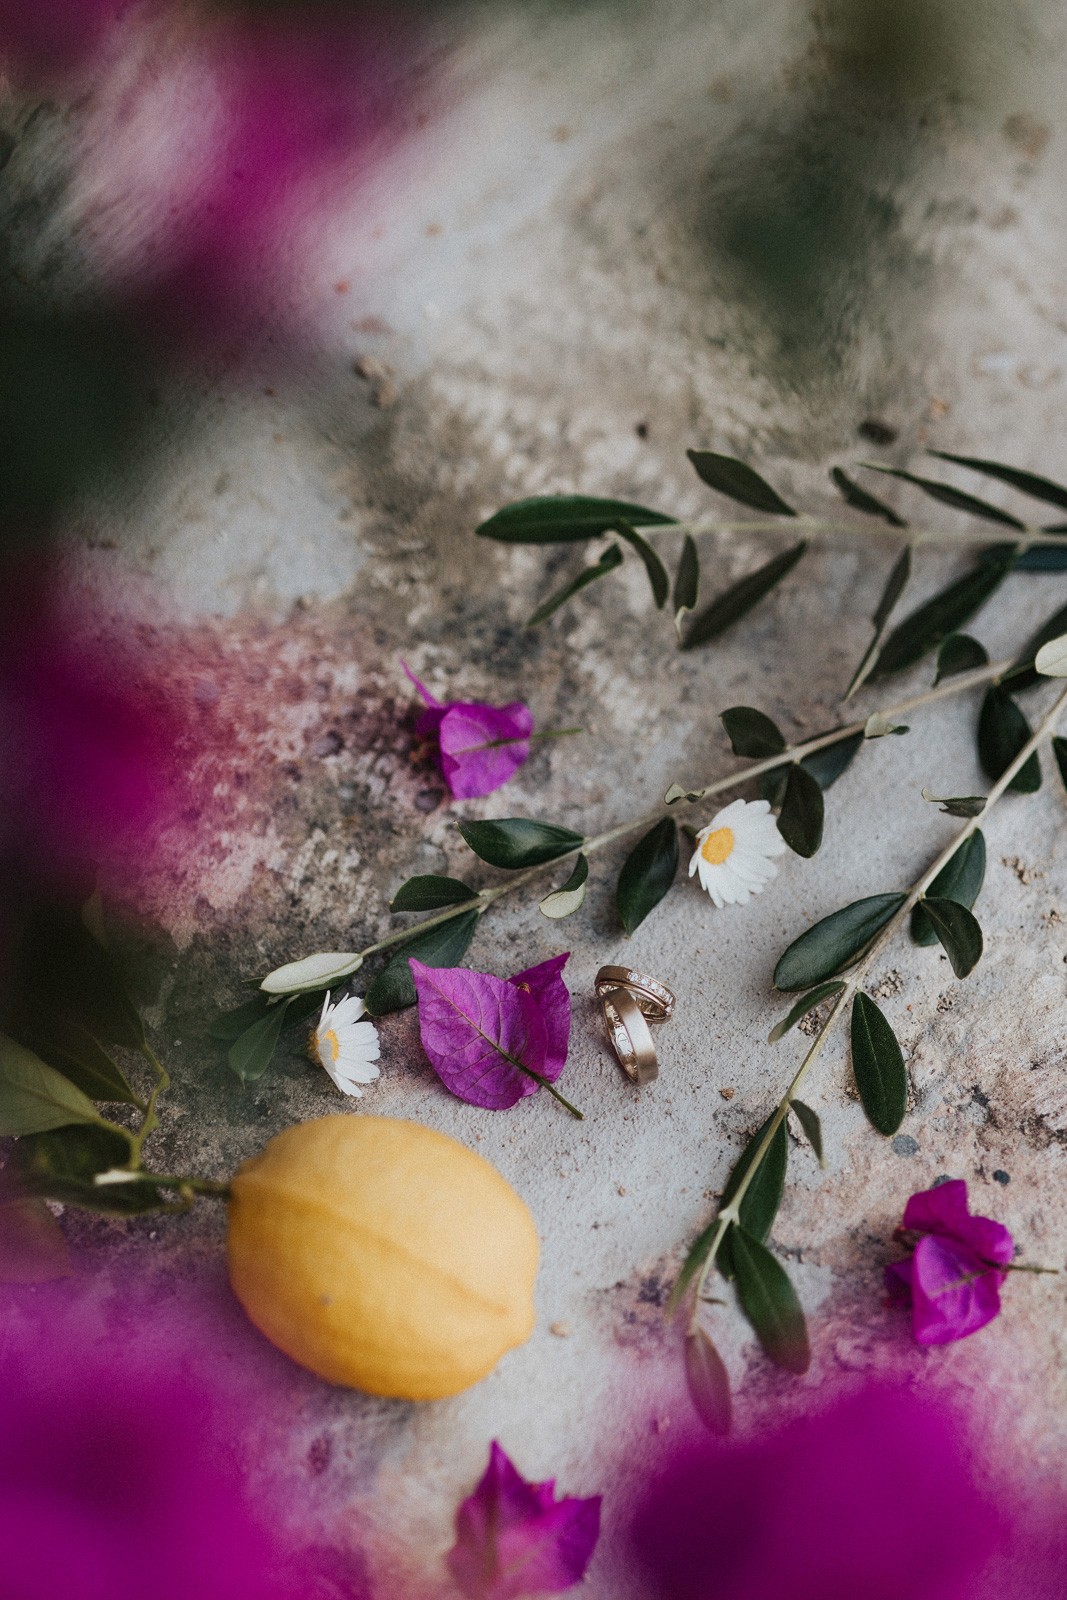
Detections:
[447, 1441, 601, 1600]
[402, 663, 533, 799]
[885, 1180, 1014, 1346]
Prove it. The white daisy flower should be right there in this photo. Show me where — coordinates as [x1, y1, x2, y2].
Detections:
[308, 991, 381, 1097]
[689, 797, 787, 908]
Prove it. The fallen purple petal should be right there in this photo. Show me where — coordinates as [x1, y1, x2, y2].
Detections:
[886, 1181, 1013, 1345]
[402, 663, 534, 798]
[509, 953, 571, 1081]
[410, 959, 549, 1108]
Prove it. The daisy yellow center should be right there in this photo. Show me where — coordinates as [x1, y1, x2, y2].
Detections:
[700, 826, 735, 866]
[318, 1027, 341, 1065]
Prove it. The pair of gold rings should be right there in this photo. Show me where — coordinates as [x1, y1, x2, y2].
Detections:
[596, 965, 675, 1087]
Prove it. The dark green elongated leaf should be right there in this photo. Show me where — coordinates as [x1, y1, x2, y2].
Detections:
[0, 1036, 103, 1136]
[673, 533, 700, 634]
[228, 1000, 292, 1084]
[682, 542, 807, 651]
[977, 687, 1041, 793]
[721, 706, 786, 758]
[14, 1124, 164, 1216]
[26, 1019, 137, 1105]
[850, 992, 907, 1136]
[928, 451, 1067, 514]
[774, 893, 906, 992]
[1001, 599, 1067, 694]
[10, 902, 145, 1052]
[830, 465, 907, 527]
[458, 818, 585, 870]
[920, 791, 986, 818]
[685, 1328, 732, 1435]
[669, 1213, 723, 1311]
[731, 1227, 810, 1374]
[1013, 544, 1067, 571]
[209, 994, 271, 1043]
[617, 818, 679, 935]
[719, 1114, 788, 1275]
[613, 520, 670, 608]
[0, 1198, 71, 1282]
[934, 633, 989, 684]
[801, 730, 864, 790]
[526, 544, 624, 626]
[871, 550, 1016, 678]
[539, 853, 589, 919]
[390, 875, 479, 912]
[912, 832, 986, 946]
[862, 464, 1026, 529]
[790, 1099, 824, 1165]
[364, 909, 480, 1017]
[687, 450, 797, 516]
[776, 764, 824, 857]
[921, 897, 984, 979]
[477, 495, 676, 544]
[1053, 735, 1067, 793]
[767, 981, 845, 1043]
[845, 545, 913, 697]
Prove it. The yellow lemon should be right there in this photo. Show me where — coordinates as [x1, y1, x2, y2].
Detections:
[226, 1115, 539, 1400]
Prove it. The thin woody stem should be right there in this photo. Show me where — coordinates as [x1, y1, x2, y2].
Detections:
[684, 678, 1067, 1326]
[630, 514, 1067, 554]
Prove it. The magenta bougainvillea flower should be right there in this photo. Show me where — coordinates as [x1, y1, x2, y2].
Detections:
[447, 1440, 600, 1600]
[885, 1180, 1014, 1345]
[403, 664, 534, 800]
[410, 953, 571, 1109]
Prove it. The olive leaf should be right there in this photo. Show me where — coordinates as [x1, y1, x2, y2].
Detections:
[682, 542, 807, 651]
[864, 712, 909, 739]
[1034, 632, 1067, 678]
[458, 818, 585, 869]
[870, 549, 1016, 678]
[390, 876, 480, 912]
[861, 464, 1027, 529]
[22, 1018, 138, 1105]
[0, 1036, 104, 1137]
[261, 951, 363, 995]
[673, 533, 700, 635]
[228, 999, 295, 1084]
[1053, 735, 1067, 793]
[15, 1124, 164, 1216]
[539, 854, 589, 919]
[526, 543, 624, 626]
[773, 893, 906, 991]
[830, 466, 907, 527]
[687, 450, 797, 516]
[912, 832, 986, 946]
[210, 993, 271, 1042]
[845, 544, 912, 697]
[613, 520, 670, 608]
[685, 1327, 732, 1435]
[720, 706, 786, 759]
[477, 494, 675, 543]
[617, 818, 679, 935]
[767, 980, 845, 1043]
[920, 897, 984, 979]
[776, 764, 824, 857]
[1003, 604, 1067, 693]
[920, 789, 986, 818]
[718, 1115, 788, 1281]
[977, 687, 1041, 793]
[730, 1227, 810, 1374]
[0, 1198, 71, 1283]
[798, 730, 864, 790]
[364, 909, 480, 1017]
[927, 450, 1067, 514]
[790, 1099, 825, 1166]
[664, 782, 705, 805]
[850, 992, 907, 1136]
[934, 633, 989, 684]
[670, 1213, 724, 1311]
[1014, 545, 1067, 572]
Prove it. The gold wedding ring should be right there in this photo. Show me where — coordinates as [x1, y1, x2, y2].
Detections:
[600, 985, 660, 1086]
[594, 965, 675, 1024]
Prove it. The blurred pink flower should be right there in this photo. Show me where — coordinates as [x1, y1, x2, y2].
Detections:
[447, 1440, 600, 1600]
[0, 0, 129, 77]
[885, 1180, 1014, 1345]
[403, 664, 534, 800]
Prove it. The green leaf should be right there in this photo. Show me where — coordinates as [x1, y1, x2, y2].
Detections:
[934, 633, 989, 684]
[921, 897, 984, 979]
[14, 1124, 164, 1215]
[977, 687, 1041, 793]
[0, 1199, 71, 1283]
[526, 543, 624, 626]
[919, 789, 986, 818]
[927, 451, 1067, 514]
[687, 450, 797, 516]
[861, 464, 1026, 529]
[613, 520, 670, 608]
[458, 818, 584, 870]
[364, 909, 480, 1017]
[10, 903, 146, 1052]
[209, 994, 271, 1042]
[720, 706, 786, 758]
[1003, 601, 1067, 693]
[228, 1000, 293, 1084]
[0, 1035, 102, 1136]
[871, 551, 1016, 678]
[767, 980, 845, 1043]
[790, 1099, 824, 1165]
[720, 1115, 788, 1266]
[800, 730, 864, 790]
[673, 533, 700, 635]
[1013, 545, 1067, 572]
[261, 950, 363, 996]
[670, 1213, 723, 1310]
[477, 494, 676, 544]
[845, 544, 912, 696]
[730, 1226, 810, 1374]
[830, 466, 907, 527]
[864, 712, 909, 738]
[774, 893, 906, 991]
[682, 542, 807, 651]
[390, 876, 479, 912]
[912, 832, 986, 946]
[1053, 735, 1067, 793]
[539, 854, 589, 920]
[776, 764, 824, 857]
[685, 1328, 732, 1435]
[25, 1020, 137, 1105]
[850, 992, 907, 1135]
[617, 818, 679, 935]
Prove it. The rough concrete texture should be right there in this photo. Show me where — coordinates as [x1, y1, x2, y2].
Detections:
[12, 0, 1067, 1592]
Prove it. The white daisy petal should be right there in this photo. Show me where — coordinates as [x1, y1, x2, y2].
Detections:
[690, 797, 787, 911]
[309, 992, 382, 1096]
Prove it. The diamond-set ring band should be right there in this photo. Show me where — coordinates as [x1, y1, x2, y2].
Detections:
[594, 966, 675, 1024]
[599, 986, 659, 1086]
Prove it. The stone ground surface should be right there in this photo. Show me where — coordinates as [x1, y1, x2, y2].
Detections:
[10, 1, 1067, 1593]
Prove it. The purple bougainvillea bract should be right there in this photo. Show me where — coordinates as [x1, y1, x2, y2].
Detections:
[403, 664, 533, 800]
[885, 1180, 1014, 1345]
